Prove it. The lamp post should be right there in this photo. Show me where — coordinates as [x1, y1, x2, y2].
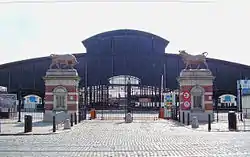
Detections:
[215, 90, 219, 123]
[18, 88, 22, 122]
[213, 82, 219, 122]
[78, 90, 84, 122]
[239, 83, 243, 121]
[127, 77, 131, 114]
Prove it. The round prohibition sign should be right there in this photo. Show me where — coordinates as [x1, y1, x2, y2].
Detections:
[183, 91, 190, 100]
[183, 101, 191, 108]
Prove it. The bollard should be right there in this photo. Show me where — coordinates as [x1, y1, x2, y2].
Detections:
[78, 112, 81, 123]
[187, 112, 190, 125]
[175, 110, 178, 121]
[208, 114, 211, 132]
[182, 112, 185, 124]
[228, 111, 237, 131]
[178, 111, 180, 122]
[24, 115, 32, 133]
[71, 114, 73, 127]
[74, 112, 77, 125]
[53, 116, 56, 132]
[83, 107, 87, 120]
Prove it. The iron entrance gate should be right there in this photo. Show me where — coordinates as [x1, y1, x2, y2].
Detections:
[80, 75, 161, 120]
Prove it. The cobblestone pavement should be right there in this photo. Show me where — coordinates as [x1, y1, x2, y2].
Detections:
[0, 119, 250, 157]
[0, 112, 54, 134]
[182, 112, 250, 132]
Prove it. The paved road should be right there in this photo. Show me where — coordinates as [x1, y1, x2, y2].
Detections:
[0, 119, 250, 157]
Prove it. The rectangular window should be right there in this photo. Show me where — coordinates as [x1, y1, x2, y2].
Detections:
[193, 96, 202, 108]
[56, 96, 59, 108]
[56, 95, 65, 109]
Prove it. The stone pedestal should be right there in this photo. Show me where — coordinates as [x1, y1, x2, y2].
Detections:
[43, 69, 80, 122]
[177, 69, 214, 123]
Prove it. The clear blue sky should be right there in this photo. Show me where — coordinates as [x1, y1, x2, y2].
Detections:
[0, 1, 249, 65]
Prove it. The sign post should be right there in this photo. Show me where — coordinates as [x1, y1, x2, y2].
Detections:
[163, 92, 175, 119]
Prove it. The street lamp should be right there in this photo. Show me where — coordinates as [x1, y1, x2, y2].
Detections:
[126, 77, 131, 114]
[18, 88, 22, 122]
[239, 83, 243, 121]
[213, 81, 219, 122]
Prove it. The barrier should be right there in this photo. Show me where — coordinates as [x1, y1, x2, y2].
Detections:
[158, 108, 164, 119]
[90, 108, 96, 119]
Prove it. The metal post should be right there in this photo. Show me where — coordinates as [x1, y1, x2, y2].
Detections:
[208, 114, 211, 132]
[239, 84, 243, 121]
[127, 78, 131, 114]
[83, 105, 87, 120]
[84, 61, 88, 119]
[71, 114, 73, 126]
[187, 112, 190, 125]
[78, 111, 81, 123]
[18, 89, 22, 122]
[182, 112, 185, 124]
[216, 97, 219, 123]
[101, 83, 104, 120]
[74, 112, 77, 125]
[178, 111, 180, 122]
[175, 93, 178, 120]
[52, 116, 56, 132]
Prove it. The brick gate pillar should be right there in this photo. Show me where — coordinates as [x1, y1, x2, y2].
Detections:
[43, 69, 80, 122]
[177, 69, 215, 123]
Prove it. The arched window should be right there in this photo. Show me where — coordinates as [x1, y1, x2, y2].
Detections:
[53, 86, 67, 110]
[191, 86, 204, 110]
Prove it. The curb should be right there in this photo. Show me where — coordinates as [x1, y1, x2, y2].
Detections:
[0, 132, 58, 136]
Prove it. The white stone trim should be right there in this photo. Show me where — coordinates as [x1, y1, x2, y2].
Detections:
[204, 92, 213, 95]
[45, 101, 78, 104]
[204, 101, 213, 104]
[180, 92, 212, 95]
[45, 92, 78, 95]
[179, 80, 213, 86]
[45, 79, 79, 86]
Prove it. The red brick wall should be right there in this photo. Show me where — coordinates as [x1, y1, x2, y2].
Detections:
[67, 104, 77, 110]
[45, 104, 53, 110]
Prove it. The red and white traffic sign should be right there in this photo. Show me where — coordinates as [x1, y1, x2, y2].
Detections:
[183, 91, 190, 100]
[183, 101, 191, 108]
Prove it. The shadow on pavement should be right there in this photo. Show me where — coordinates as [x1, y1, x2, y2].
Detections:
[14, 121, 52, 127]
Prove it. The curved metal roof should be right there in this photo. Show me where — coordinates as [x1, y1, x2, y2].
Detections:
[83, 29, 169, 46]
[0, 53, 250, 70]
[0, 53, 85, 69]
[82, 29, 170, 54]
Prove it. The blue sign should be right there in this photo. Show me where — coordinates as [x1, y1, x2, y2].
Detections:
[237, 80, 250, 95]
[29, 96, 36, 103]
[224, 95, 231, 102]
[237, 80, 250, 106]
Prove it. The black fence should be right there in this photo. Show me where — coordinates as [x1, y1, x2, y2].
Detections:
[79, 83, 162, 121]
[0, 108, 44, 123]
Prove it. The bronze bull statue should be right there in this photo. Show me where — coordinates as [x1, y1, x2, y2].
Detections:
[179, 50, 209, 70]
[49, 54, 79, 69]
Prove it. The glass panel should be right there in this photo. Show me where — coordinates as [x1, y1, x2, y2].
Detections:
[193, 96, 202, 108]
[56, 96, 59, 108]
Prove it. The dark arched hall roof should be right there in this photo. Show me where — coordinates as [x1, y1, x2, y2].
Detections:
[0, 29, 250, 97]
[82, 29, 170, 54]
